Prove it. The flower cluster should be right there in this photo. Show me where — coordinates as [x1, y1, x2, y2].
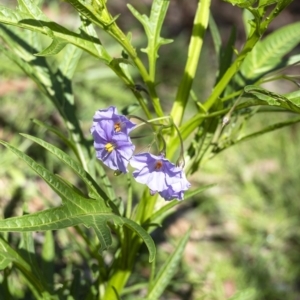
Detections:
[91, 106, 190, 201]
[90, 106, 135, 173]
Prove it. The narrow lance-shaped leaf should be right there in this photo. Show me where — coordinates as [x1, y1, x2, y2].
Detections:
[41, 231, 55, 291]
[17, 0, 68, 56]
[127, 0, 173, 72]
[59, 44, 83, 79]
[259, 0, 277, 6]
[216, 26, 236, 86]
[147, 230, 190, 299]
[19, 230, 43, 285]
[0, 141, 155, 261]
[20, 133, 108, 201]
[244, 85, 300, 113]
[128, 0, 173, 53]
[0, 238, 12, 270]
[64, 0, 111, 29]
[17, 0, 48, 20]
[3, 21, 93, 170]
[0, 23, 38, 61]
[0, 5, 111, 61]
[65, 0, 136, 63]
[209, 13, 222, 59]
[234, 117, 300, 146]
[31, 119, 78, 155]
[35, 38, 68, 56]
[0, 236, 50, 297]
[241, 22, 300, 80]
[78, 15, 108, 61]
[222, 0, 256, 7]
[284, 90, 300, 106]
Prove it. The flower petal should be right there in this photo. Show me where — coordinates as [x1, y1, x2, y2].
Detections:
[131, 152, 190, 198]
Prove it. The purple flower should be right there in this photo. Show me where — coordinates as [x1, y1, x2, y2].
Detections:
[130, 153, 190, 200]
[91, 106, 135, 136]
[158, 171, 190, 200]
[91, 119, 135, 173]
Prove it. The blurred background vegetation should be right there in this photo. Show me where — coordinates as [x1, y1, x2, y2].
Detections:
[1, 0, 300, 299]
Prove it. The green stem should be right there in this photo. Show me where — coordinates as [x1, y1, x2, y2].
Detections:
[103, 227, 145, 298]
[125, 175, 132, 219]
[167, 98, 279, 159]
[203, 46, 255, 111]
[135, 189, 158, 224]
[210, 116, 300, 157]
[104, 269, 131, 299]
[103, 190, 157, 297]
[170, 0, 211, 126]
[220, 90, 243, 102]
[65, 0, 164, 118]
[202, 3, 283, 111]
[111, 63, 153, 119]
[169, 27, 264, 158]
[109, 25, 164, 118]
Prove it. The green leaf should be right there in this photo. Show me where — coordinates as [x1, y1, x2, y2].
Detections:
[259, 0, 277, 6]
[17, 0, 49, 21]
[236, 116, 300, 144]
[65, 0, 110, 29]
[146, 230, 190, 299]
[244, 85, 283, 105]
[20, 133, 108, 202]
[79, 15, 108, 60]
[270, 53, 300, 73]
[0, 235, 49, 297]
[286, 54, 300, 66]
[0, 238, 11, 270]
[209, 13, 222, 59]
[31, 119, 77, 154]
[0, 24, 91, 169]
[0, 24, 41, 62]
[127, 0, 173, 67]
[185, 184, 215, 199]
[244, 85, 300, 112]
[0, 5, 111, 62]
[284, 90, 300, 106]
[19, 230, 43, 285]
[122, 218, 156, 262]
[0, 141, 155, 261]
[217, 26, 236, 85]
[242, 8, 253, 38]
[222, 0, 256, 8]
[275, 0, 294, 12]
[59, 44, 82, 79]
[41, 231, 55, 291]
[128, 1, 173, 56]
[241, 22, 300, 79]
[35, 38, 68, 56]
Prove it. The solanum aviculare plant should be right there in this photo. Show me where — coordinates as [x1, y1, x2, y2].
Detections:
[0, 0, 299, 298]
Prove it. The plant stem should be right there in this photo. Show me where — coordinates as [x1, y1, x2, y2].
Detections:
[135, 189, 158, 224]
[103, 189, 157, 297]
[170, 0, 211, 126]
[109, 25, 164, 118]
[125, 175, 132, 219]
[103, 269, 131, 299]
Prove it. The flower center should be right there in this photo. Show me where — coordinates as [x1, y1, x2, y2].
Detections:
[154, 160, 163, 170]
[105, 143, 115, 152]
[114, 122, 122, 132]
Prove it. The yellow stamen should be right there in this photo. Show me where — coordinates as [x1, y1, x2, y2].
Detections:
[105, 143, 115, 152]
[114, 122, 122, 132]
